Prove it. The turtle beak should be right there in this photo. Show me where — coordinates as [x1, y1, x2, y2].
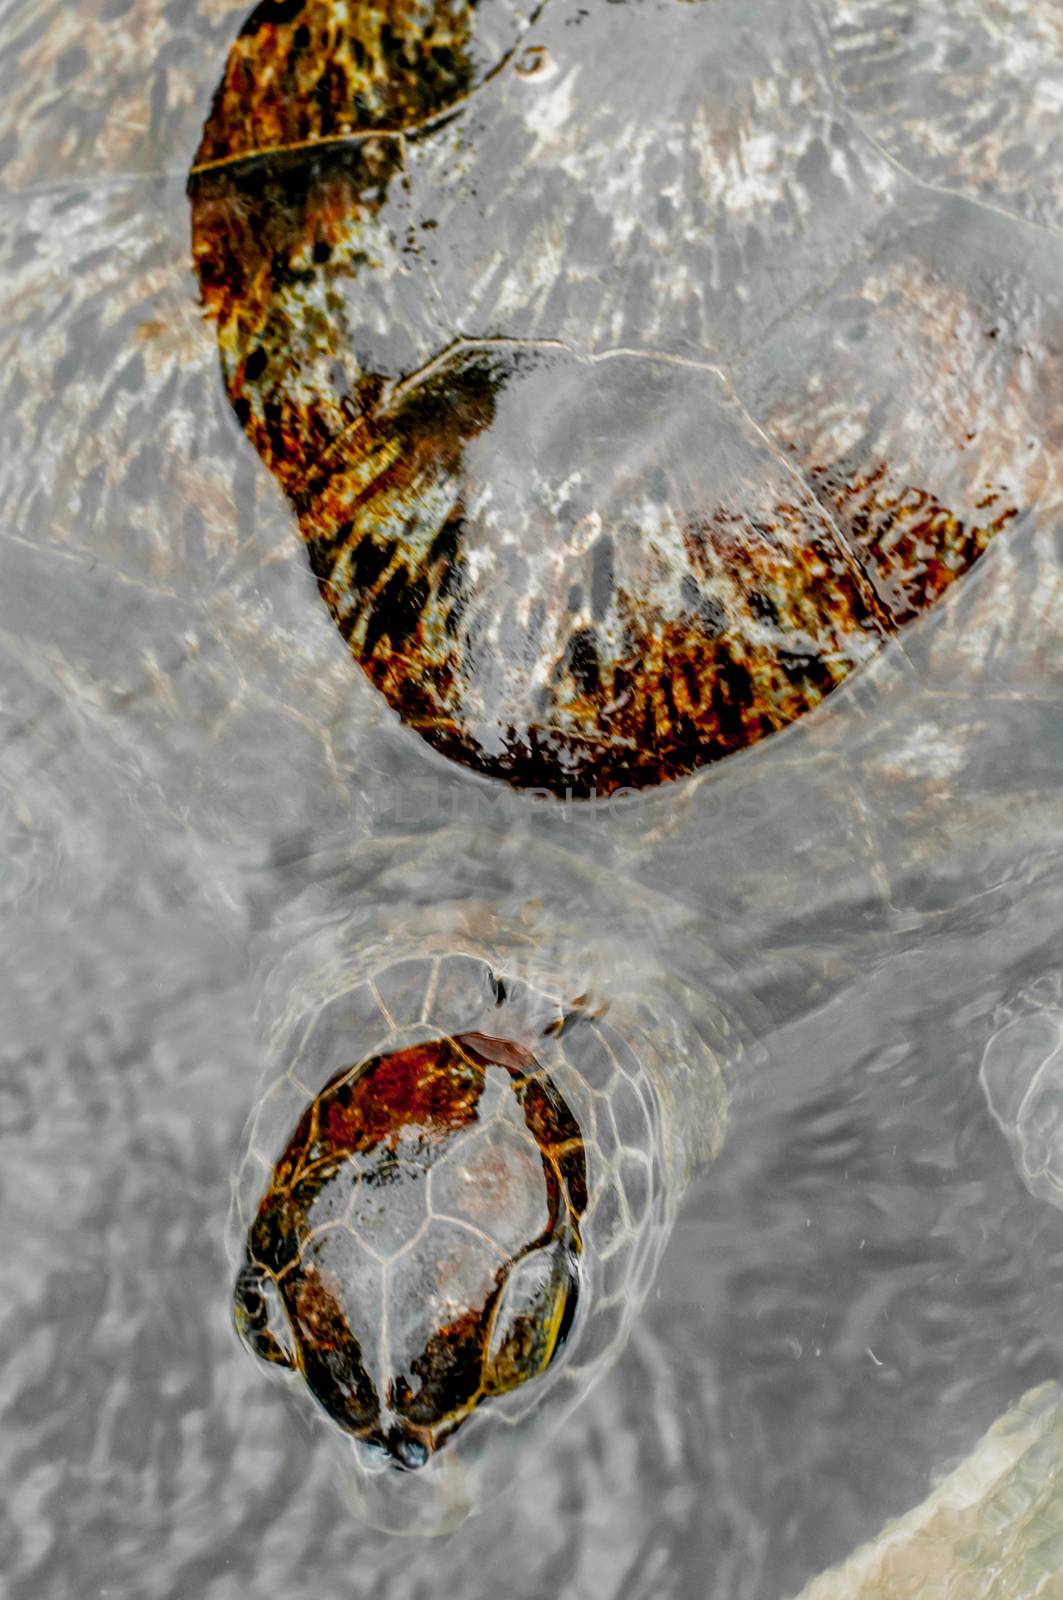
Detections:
[343, 1427, 471, 1536]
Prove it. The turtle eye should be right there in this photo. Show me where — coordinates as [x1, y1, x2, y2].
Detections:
[483, 1240, 580, 1396]
[233, 1261, 296, 1371]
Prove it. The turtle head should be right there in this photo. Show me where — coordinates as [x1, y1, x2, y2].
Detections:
[234, 1032, 594, 1527]
[233, 999, 680, 1532]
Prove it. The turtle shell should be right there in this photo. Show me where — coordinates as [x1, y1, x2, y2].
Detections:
[185, 0, 1053, 796]
[235, 1030, 587, 1467]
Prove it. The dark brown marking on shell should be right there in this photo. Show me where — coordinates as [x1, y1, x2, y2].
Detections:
[199, 0, 483, 168]
[314, 1035, 485, 1162]
[290, 1258, 381, 1425]
[189, 0, 1022, 796]
[234, 1034, 587, 1465]
[804, 460, 1020, 626]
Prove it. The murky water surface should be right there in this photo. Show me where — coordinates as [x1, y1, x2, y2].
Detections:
[3, 1, 1063, 1596]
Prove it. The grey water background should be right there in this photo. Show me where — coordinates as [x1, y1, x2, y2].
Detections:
[4, 0, 1063, 1596]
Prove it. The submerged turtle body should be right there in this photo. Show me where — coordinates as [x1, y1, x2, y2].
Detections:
[186, 0, 1060, 794]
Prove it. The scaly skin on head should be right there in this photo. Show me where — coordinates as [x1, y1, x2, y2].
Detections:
[235, 1033, 587, 1468]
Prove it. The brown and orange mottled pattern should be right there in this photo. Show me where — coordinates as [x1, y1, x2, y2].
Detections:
[806, 463, 1019, 627]
[189, 0, 1023, 795]
[195, 0, 534, 166]
[234, 1034, 587, 1465]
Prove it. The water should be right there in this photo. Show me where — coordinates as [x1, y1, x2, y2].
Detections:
[4, 1, 1063, 1595]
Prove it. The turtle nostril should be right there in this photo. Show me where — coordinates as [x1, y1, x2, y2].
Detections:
[354, 1426, 431, 1473]
[352, 1434, 392, 1475]
[386, 1427, 430, 1472]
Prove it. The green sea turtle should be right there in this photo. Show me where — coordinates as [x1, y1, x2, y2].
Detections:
[186, 0, 1062, 796]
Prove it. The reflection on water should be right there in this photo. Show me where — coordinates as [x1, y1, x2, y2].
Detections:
[3, 0, 1063, 1596]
